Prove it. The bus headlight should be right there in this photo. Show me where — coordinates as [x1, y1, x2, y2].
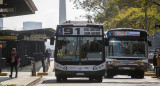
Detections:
[107, 61, 113, 66]
[93, 63, 105, 71]
[141, 63, 147, 66]
[55, 63, 67, 70]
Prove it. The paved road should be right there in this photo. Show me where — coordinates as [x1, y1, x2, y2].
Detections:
[36, 72, 160, 86]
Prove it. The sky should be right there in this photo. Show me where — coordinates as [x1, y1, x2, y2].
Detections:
[3, 0, 87, 49]
[3, 0, 87, 30]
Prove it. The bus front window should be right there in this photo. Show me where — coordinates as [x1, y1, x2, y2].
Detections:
[56, 37, 103, 61]
[81, 37, 103, 61]
[108, 38, 147, 58]
[57, 37, 80, 61]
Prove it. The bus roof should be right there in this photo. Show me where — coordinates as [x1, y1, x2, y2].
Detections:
[60, 20, 102, 26]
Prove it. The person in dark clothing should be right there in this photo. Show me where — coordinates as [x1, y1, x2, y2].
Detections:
[153, 54, 157, 73]
[40, 52, 45, 72]
[45, 50, 51, 66]
[8, 48, 20, 78]
[89, 38, 100, 52]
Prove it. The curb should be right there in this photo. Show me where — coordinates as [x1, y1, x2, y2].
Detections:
[26, 77, 42, 86]
[37, 72, 48, 76]
[0, 73, 8, 76]
[152, 76, 157, 78]
[144, 72, 156, 76]
[1, 76, 42, 86]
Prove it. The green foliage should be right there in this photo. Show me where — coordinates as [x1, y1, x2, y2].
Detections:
[71, 0, 160, 34]
[0, 82, 16, 86]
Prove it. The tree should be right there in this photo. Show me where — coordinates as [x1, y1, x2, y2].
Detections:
[70, 0, 160, 34]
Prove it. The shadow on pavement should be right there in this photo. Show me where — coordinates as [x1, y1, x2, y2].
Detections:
[0, 77, 13, 82]
[104, 78, 144, 79]
[41, 79, 160, 84]
[102, 82, 160, 84]
[42, 79, 100, 84]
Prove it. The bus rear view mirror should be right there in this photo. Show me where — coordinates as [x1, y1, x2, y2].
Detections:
[50, 37, 55, 45]
[148, 41, 152, 47]
[105, 38, 109, 46]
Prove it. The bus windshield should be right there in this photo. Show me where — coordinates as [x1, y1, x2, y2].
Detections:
[56, 37, 103, 61]
[107, 38, 147, 58]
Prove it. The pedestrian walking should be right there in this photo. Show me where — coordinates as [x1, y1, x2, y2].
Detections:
[153, 54, 157, 73]
[7, 48, 20, 78]
[45, 50, 51, 66]
[40, 52, 45, 72]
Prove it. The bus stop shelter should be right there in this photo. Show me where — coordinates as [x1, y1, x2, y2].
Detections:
[0, 0, 37, 17]
[0, 28, 56, 67]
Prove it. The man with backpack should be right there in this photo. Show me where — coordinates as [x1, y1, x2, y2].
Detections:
[7, 48, 20, 78]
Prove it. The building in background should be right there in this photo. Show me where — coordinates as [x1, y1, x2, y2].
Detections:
[0, 18, 3, 30]
[23, 21, 42, 30]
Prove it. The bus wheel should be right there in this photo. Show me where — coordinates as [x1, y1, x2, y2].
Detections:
[96, 77, 102, 82]
[62, 77, 67, 81]
[131, 75, 137, 78]
[56, 77, 62, 82]
[89, 77, 94, 81]
[137, 70, 144, 79]
[131, 70, 144, 79]
[106, 71, 114, 78]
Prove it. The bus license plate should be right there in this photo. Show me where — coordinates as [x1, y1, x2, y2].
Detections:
[123, 67, 130, 70]
[76, 73, 84, 75]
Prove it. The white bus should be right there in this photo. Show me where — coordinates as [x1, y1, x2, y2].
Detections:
[54, 21, 106, 82]
[105, 28, 151, 78]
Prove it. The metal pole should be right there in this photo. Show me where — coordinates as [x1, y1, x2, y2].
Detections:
[145, 0, 147, 30]
[32, 59, 36, 76]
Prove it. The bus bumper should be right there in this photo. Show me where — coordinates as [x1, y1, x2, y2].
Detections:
[106, 65, 147, 76]
[55, 69, 105, 78]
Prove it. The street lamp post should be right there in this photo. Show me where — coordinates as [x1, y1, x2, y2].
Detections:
[145, 0, 147, 30]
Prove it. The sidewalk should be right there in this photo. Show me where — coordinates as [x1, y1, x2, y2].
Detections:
[1, 72, 41, 86]
[0, 59, 54, 86]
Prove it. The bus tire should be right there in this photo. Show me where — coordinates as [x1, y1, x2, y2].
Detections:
[131, 75, 137, 78]
[131, 70, 144, 79]
[62, 77, 67, 81]
[106, 71, 114, 78]
[96, 77, 102, 82]
[137, 70, 144, 79]
[89, 77, 94, 81]
[56, 77, 62, 82]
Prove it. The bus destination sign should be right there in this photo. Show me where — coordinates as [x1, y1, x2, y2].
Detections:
[58, 27, 102, 35]
[109, 31, 140, 37]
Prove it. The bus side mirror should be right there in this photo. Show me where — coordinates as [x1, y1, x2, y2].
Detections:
[50, 37, 55, 45]
[148, 41, 152, 47]
[105, 38, 109, 46]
